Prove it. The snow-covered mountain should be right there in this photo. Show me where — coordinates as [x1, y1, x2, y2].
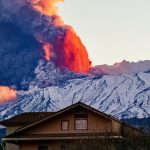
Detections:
[1, 66, 150, 120]
[1, 0, 150, 122]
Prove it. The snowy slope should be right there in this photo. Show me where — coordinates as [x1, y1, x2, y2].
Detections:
[1, 72, 150, 120]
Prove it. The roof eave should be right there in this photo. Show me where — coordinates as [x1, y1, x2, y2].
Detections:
[2, 136, 124, 141]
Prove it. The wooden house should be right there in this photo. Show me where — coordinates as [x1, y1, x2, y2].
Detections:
[1, 102, 141, 150]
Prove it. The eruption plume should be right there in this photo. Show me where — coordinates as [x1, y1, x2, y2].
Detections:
[30, 0, 91, 72]
[0, 0, 91, 102]
[54, 29, 91, 73]
[30, 0, 64, 16]
[0, 86, 16, 103]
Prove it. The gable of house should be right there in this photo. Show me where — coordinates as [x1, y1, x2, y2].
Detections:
[21, 105, 113, 135]
[4, 102, 124, 141]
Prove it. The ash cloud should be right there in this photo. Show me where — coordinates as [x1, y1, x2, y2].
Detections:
[0, 22, 40, 88]
[0, 0, 90, 91]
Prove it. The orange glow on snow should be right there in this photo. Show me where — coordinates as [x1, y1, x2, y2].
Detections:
[0, 86, 16, 103]
[43, 43, 52, 61]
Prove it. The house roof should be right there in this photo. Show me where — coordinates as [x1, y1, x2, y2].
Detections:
[4, 132, 123, 141]
[0, 112, 55, 126]
[6, 102, 122, 134]
[2, 102, 142, 140]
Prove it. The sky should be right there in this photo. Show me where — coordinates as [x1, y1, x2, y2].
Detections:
[58, 0, 150, 66]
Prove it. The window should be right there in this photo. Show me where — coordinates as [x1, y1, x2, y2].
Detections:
[75, 113, 87, 130]
[61, 120, 69, 130]
[61, 145, 67, 150]
[38, 146, 48, 150]
[75, 118, 87, 130]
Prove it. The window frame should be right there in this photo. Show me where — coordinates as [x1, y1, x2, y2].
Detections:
[61, 120, 69, 131]
[74, 113, 88, 130]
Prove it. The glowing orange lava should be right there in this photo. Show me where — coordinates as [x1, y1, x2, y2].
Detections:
[43, 43, 52, 61]
[33, 0, 91, 73]
[54, 29, 91, 73]
[0, 86, 16, 103]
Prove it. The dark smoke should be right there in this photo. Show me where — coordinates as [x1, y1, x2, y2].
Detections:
[0, 0, 90, 91]
[0, 22, 40, 88]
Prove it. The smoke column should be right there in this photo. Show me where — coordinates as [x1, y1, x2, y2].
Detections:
[30, 0, 91, 73]
[0, 0, 91, 103]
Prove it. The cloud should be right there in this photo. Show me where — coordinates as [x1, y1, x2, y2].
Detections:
[91, 60, 150, 75]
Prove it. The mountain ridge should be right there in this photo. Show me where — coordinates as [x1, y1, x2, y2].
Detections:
[1, 66, 150, 120]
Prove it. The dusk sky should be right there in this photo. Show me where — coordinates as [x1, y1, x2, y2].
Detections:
[58, 0, 150, 65]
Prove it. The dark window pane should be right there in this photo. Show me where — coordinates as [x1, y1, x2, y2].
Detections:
[74, 113, 87, 118]
[38, 146, 48, 150]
